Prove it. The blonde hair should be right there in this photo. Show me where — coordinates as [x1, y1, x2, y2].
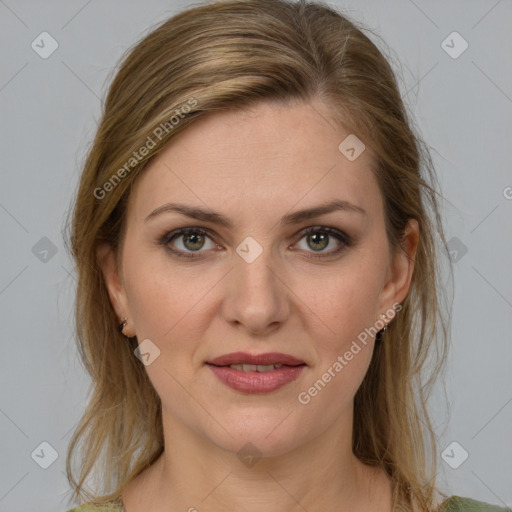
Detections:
[65, 0, 453, 509]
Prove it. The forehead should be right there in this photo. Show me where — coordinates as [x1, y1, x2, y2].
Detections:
[128, 99, 381, 225]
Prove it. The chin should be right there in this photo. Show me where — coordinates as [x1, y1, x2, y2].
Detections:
[201, 406, 316, 460]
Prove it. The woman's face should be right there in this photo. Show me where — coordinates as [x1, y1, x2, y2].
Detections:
[99, 98, 418, 457]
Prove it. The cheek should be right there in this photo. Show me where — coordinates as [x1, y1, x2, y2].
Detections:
[122, 257, 227, 408]
[123, 262, 211, 407]
[290, 254, 386, 410]
[124, 252, 215, 342]
[296, 256, 386, 352]
[293, 270, 380, 423]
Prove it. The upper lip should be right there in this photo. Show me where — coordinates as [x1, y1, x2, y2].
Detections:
[207, 352, 306, 366]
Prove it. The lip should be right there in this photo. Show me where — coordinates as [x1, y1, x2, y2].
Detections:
[207, 351, 305, 367]
[206, 352, 307, 394]
[207, 364, 306, 393]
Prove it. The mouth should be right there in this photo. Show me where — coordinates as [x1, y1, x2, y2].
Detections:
[206, 352, 307, 393]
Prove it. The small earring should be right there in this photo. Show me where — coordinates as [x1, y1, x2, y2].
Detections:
[118, 317, 127, 334]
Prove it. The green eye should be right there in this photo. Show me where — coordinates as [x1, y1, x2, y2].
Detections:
[161, 227, 218, 259]
[295, 227, 351, 258]
[160, 226, 352, 260]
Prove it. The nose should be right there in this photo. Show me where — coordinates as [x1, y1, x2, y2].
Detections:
[222, 247, 290, 336]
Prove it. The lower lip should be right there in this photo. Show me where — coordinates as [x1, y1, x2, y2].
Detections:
[206, 364, 306, 393]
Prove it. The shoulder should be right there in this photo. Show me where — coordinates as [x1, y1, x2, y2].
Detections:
[66, 503, 122, 512]
[439, 495, 512, 512]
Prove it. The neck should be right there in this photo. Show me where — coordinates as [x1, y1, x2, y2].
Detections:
[124, 410, 392, 512]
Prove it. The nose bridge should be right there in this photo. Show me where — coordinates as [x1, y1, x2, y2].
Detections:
[224, 235, 289, 332]
[234, 236, 280, 298]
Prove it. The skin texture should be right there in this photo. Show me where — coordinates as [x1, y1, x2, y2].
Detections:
[98, 98, 419, 512]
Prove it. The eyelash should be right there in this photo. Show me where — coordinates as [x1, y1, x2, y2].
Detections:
[159, 226, 353, 260]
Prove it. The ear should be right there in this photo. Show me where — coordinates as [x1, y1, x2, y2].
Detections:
[96, 242, 135, 337]
[379, 218, 420, 312]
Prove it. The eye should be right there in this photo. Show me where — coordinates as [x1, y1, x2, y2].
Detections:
[159, 225, 352, 260]
[294, 226, 351, 258]
[160, 227, 220, 259]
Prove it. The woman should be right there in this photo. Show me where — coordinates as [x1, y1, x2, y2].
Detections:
[64, 0, 511, 511]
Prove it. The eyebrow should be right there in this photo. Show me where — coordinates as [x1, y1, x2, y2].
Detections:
[144, 199, 367, 227]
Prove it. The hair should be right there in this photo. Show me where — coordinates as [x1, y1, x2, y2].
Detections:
[64, 0, 453, 509]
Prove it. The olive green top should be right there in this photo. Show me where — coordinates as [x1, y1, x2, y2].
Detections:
[440, 497, 512, 511]
[66, 496, 512, 511]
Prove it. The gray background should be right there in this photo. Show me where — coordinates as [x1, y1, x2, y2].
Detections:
[1, 0, 511, 510]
